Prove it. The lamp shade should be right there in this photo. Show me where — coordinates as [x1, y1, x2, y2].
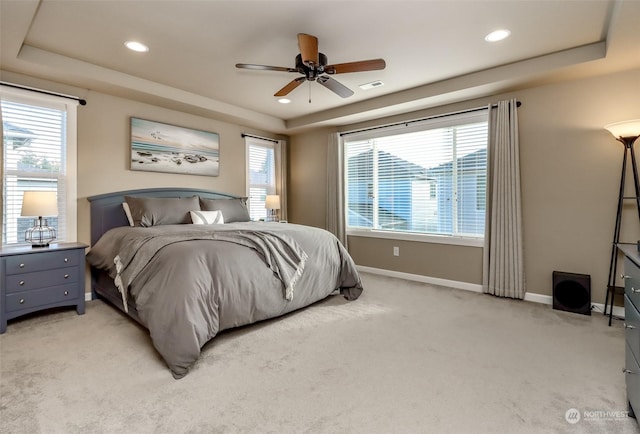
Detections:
[265, 195, 280, 210]
[21, 191, 58, 217]
[604, 119, 640, 139]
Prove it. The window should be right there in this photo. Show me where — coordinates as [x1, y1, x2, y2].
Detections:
[1, 88, 78, 246]
[344, 110, 488, 241]
[246, 137, 276, 221]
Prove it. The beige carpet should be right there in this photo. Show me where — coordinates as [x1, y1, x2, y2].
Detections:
[0, 272, 638, 434]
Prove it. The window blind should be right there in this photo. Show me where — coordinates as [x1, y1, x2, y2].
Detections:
[247, 140, 276, 221]
[2, 99, 68, 245]
[344, 111, 488, 239]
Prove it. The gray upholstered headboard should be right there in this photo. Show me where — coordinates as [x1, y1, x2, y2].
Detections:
[86, 188, 239, 245]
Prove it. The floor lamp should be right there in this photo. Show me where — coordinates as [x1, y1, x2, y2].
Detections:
[603, 119, 640, 326]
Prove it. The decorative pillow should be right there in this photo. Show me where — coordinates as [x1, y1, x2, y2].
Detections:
[190, 210, 225, 225]
[122, 202, 134, 227]
[199, 197, 250, 223]
[124, 195, 200, 227]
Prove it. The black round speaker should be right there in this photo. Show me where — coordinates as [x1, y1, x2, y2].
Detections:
[553, 271, 591, 315]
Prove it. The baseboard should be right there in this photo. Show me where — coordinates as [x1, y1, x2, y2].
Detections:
[357, 265, 484, 293]
[85, 292, 92, 302]
[356, 265, 626, 319]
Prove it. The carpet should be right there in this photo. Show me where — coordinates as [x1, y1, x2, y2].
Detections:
[0, 272, 638, 433]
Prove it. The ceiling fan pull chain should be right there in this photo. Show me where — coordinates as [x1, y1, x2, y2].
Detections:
[309, 81, 312, 103]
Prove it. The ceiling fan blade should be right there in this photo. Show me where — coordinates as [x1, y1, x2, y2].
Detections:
[298, 33, 319, 67]
[274, 77, 306, 97]
[317, 76, 354, 98]
[324, 59, 386, 74]
[236, 63, 296, 73]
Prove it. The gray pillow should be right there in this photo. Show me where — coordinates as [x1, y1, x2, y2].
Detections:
[124, 195, 200, 227]
[199, 197, 250, 223]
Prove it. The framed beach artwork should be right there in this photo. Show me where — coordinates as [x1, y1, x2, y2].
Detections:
[130, 118, 220, 176]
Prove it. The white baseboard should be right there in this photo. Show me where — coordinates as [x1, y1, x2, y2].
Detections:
[356, 265, 625, 319]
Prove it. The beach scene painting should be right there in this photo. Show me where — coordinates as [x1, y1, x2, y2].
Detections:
[130, 118, 220, 176]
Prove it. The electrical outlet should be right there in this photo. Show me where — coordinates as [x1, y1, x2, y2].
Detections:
[393, 246, 399, 256]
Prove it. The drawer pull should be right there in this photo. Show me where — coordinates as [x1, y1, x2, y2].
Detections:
[633, 287, 640, 294]
[19, 280, 25, 286]
[64, 258, 69, 263]
[624, 369, 634, 374]
[64, 290, 69, 296]
[19, 298, 25, 304]
[64, 274, 70, 279]
[625, 323, 636, 329]
[622, 274, 632, 279]
[19, 263, 25, 268]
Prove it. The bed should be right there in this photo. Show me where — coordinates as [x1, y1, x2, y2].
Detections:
[86, 188, 363, 378]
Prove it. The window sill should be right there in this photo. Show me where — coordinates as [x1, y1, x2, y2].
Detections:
[347, 229, 484, 247]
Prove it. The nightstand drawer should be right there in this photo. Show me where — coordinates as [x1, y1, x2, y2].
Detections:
[625, 257, 640, 311]
[4, 250, 80, 275]
[5, 284, 79, 313]
[627, 341, 640, 418]
[626, 294, 640, 360]
[5, 267, 78, 293]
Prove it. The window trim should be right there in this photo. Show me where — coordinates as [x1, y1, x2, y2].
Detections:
[1, 87, 78, 245]
[347, 228, 484, 247]
[343, 110, 488, 247]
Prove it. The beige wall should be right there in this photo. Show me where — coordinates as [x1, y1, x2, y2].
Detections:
[75, 90, 260, 246]
[288, 128, 330, 229]
[4, 68, 640, 303]
[289, 68, 640, 302]
[1, 70, 283, 246]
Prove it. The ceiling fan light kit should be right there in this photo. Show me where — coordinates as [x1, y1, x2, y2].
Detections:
[236, 33, 385, 99]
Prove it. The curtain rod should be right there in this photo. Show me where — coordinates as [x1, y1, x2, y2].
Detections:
[340, 100, 521, 137]
[241, 133, 278, 143]
[0, 81, 87, 105]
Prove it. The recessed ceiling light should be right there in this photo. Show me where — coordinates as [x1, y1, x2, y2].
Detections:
[277, 98, 291, 104]
[485, 29, 511, 42]
[124, 41, 149, 52]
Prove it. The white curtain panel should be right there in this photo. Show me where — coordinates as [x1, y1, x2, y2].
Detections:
[483, 99, 525, 299]
[326, 132, 347, 247]
[277, 139, 288, 222]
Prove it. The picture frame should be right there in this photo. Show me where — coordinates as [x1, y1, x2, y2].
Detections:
[130, 117, 220, 176]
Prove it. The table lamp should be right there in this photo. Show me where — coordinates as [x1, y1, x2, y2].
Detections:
[265, 195, 280, 222]
[21, 191, 58, 247]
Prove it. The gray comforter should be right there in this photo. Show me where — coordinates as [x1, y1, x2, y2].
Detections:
[86, 222, 363, 378]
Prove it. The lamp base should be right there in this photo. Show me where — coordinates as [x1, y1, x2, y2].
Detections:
[29, 242, 52, 248]
[265, 209, 279, 222]
[25, 217, 56, 248]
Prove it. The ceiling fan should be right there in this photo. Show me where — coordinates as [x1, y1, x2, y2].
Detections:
[235, 33, 386, 99]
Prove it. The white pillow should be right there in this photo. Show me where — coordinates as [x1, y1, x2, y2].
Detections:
[190, 210, 225, 225]
[122, 202, 134, 227]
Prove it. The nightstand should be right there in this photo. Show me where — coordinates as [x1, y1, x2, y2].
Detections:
[0, 242, 87, 333]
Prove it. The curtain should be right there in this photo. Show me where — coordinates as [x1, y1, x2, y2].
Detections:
[0, 103, 3, 243]
[326, 132, 347, 246]
[483, 98, 525, 299]
[277, 139, 288, 222]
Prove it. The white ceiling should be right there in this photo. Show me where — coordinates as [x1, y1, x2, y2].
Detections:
[1, 0, 639, 134]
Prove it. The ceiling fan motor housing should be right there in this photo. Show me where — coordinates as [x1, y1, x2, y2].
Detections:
[296, 53, 328, 80]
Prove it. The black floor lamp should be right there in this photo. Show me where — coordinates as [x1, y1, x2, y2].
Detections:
[603, 119, 640, 325]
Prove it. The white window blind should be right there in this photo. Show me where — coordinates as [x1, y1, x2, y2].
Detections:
[246, 138, 276, 221]
[2, 91, 77, 246]
[344, 110, 488, 239]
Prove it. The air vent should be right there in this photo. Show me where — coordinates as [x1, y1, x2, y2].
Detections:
[359, 81, 384, 90]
